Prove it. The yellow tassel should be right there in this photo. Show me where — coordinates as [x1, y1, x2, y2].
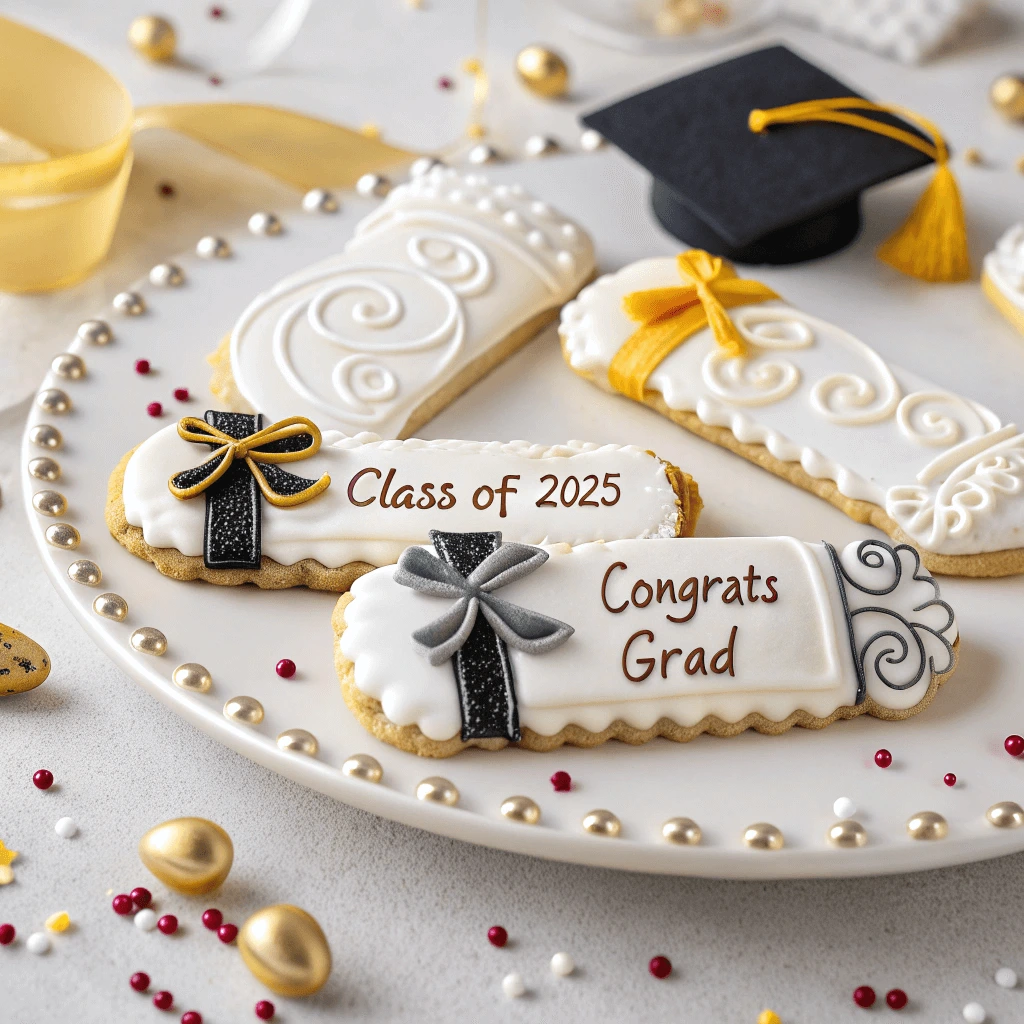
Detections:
[877, 162, 970, 283]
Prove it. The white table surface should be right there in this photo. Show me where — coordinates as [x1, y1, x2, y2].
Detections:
[5, 1, 1024, 1020]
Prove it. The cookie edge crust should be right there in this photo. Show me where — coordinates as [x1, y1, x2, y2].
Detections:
[560, 337, 1024, 579]
[332, 592, 959, 760]
[104, 445, 376, 593]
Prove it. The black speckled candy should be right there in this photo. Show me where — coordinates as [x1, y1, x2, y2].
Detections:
[430, 531, 521, 742]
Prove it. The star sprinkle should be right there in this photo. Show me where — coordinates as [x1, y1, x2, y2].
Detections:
[0, 841, 19, 885]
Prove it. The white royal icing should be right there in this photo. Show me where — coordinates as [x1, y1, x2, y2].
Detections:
[339, 538, 958, 741]
[560, 258, 1022, 557]
[984, 223, 1024, 313]
[229, 169, 595, 437]
[122, 423, 684, 568]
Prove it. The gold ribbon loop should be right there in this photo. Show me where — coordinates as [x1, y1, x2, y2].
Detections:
[608, 250, 781, 402]
[169, 415, 330, 508]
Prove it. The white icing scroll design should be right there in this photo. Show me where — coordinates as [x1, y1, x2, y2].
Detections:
[809, 332, 900, 425]
[700, 310, 813, 407]
[406, 232, 492, 296]
[885, 427, 1024, 549]
[895, 391, 1002, 448]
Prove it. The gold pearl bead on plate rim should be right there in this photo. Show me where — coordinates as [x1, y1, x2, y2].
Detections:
[248, 212, 283, 236]
[172, 662, 212, 693]
[906, 810, 948, 841]
[302, 188, 339, 213]
[986, 801, 1024, 829]
[467, 143, 500, 166]
[827, 819, 868, 849]
[130, 626, 167, 656]
[743, 822, 784, 850]
[45, 523, 80, 550]
[990, 74, 1024, 120]
[582, 809, 621, 837]
[149, 262, 184, 287]
[341, 753, 383, 783]
[500, 795, 541, 825]
[662, 817, 702, 846]
[128, 14, 177, 62]
[113, 291, 145, 316]
[196, 235, 232, 259]
[30, 424, 63, 450]
[37, 389, 71, 414]
[51, 354, 86, 380]
[277, 728, 319, 756]
[224, 695, 264, 725]
[93, 593, 128, 621]
[77, 319, 113, 345]
[67, 559, 102, 586]
[33, 490, 67, 517]
[29, 457, 61, 482]
[355, 173, 391, 199]
[416, 776, 459, 807]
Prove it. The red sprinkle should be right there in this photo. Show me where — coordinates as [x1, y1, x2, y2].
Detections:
[130, 972, 150, 992]
[550, 771, 571, 792]
[181, 1013, 203, 1024]
[853, 985, 876, 1007]
[147, 401, 163, 417]
[255, 1001, 275, 1021]
[131, 887, 152, 909]
[886, 989, 908, 1010]
[874, 748, 893, 768]
[157, 914, 178, 935]
[437, 76, 454, 90]
[208, 75, 222, 86]
[1005, 734, 1024, 757]
[943, 773, 957, 787]
[648, 955, 672, 979]
[157, 182, 175, 198]
[135, 359, 151, 375]
[276, 658, 296, 679]
[33, 769, 54, 790]
[487, 925, 508, 948]
[0, 924, 15, 945]
[173, 387, 189, 401]
[112, 894, 134, 916]
[153, 991, 173, 1011]
[201, 908, 222, 931]
[209, 5, 224, 17]
[217, 923, 238, 944]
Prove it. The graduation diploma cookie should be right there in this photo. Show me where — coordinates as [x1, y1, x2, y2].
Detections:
[106, 412, 701, 591]
[560, 253, 1024, 577]
[334, 532, 958, 756]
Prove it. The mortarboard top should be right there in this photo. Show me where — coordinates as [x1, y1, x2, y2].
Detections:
[582, 45, 937, 267]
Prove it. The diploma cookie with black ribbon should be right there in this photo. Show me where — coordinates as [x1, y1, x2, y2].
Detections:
[206, 167, 596, 439]
[106, 412, 701, 591]
[560, 251, 1024, 578]
[334, 535, 959, 756]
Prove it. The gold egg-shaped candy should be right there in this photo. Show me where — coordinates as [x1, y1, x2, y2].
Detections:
[986, 801, 1024, 829]
[238, 904, 332, 997]
[515, 45, 570, 99]
[33, 490, 67, 517]
[67, 559, 102, 586]
[743, 822, 784, 850]
[128, 15, 177, 62]
[29, 457, 61, 482]
[138, 817, 233, 895]
[662, 817, 702, 846]
[906, 810, 948, 841]
[0, 623, 50, 695]
[991, 75, 1024, 120]
[51, 353, 86, 380]
[30, 424, 63, 450]
[37, 388, 71, 414]
[45, 523, 80, 550]
[93, 593, 128, 621]
[131, 626, 167, 656]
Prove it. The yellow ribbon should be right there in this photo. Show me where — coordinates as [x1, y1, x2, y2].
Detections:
[749, 98, 969, 284]
[169, 415, 331, 508]
[0, 16, 417, 293]
[608, 250, 780, 402]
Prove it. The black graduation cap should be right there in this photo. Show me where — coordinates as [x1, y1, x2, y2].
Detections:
[583, 45, 967, 279]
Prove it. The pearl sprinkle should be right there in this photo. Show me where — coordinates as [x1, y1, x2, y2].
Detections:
[135, 909, 158, 931]
[355, 173, 391, 198]
[26, 932, 50, 955]
[550, 952, 574, 976]
[248, 212, 282, 236]
[995, 967, 1018, 988]
[963, 1002, 986, 1023]
[502, 973, 525, 998]
[833, 797, 856, 819]
[54, 817, 78, 839]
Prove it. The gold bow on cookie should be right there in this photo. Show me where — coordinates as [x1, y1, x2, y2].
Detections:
[607, 250, 780, 402]
[169, 415, 330, 507]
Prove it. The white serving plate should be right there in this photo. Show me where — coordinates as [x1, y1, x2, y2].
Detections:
[21, 153, 1024, 879]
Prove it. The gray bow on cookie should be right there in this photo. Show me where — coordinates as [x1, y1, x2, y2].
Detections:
[394, 542, 575, 666]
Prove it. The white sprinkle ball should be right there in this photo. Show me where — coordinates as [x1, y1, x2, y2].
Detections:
[54, 817, 78, 839]
[963, 1002, 987, 1024]
[833, 797, 857, 819]
[27, 932, 51, 955]
[995, 967, 1018, 988]
[550, 952, 575, 977]
[134, 909, 158, 932]
[502, 972, 526, 999]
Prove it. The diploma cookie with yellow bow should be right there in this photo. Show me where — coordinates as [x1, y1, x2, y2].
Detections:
[206, 166, 596, 439]
[334, 532, 958, 756]
[560, 250, 1024, 578]
[982, 225, 1024, 338]
[106, 410, 701, 591]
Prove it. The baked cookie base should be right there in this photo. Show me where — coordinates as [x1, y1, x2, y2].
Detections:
[333, 593, 958, 758]
[562, 340, 1024, 579]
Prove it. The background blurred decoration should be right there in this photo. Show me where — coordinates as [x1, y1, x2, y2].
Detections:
[138, 817, 234, 895]
[0, 623, 50, 695]
[127, 15, 177, 62]
[238, 904, 332, 997]
[515, 44, 571, 98]
[780, 0, 985, 64]
[991, 74, 1024, 120]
